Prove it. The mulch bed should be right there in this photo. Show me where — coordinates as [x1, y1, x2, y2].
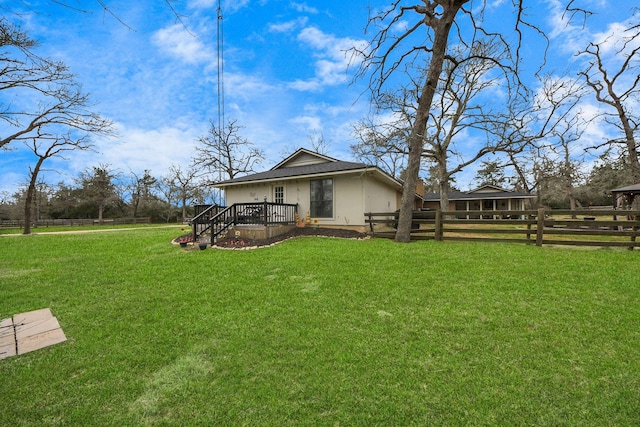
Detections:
[213, 227, 368, 249]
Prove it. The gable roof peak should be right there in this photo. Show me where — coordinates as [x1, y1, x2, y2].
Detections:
[270, 148, 338, 170]
[468, 184, 512, 194]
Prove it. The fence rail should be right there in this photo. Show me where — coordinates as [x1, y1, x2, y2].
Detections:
[365, 208, 640, 250]
[0, 217, 152, 228]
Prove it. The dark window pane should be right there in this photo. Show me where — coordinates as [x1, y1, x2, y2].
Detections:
[310, 179, 333, 218]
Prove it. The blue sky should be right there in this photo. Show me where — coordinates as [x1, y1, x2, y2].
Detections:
[1, 0, 638, 195]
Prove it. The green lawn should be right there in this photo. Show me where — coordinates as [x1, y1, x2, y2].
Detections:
[1, 227, 639, 426]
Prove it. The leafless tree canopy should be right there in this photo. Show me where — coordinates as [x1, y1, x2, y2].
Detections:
[577, 10, 640, 181]
[1, 19, 114, 233]
[352, 1, 595, 242]
[1, 19, 113, 151]
[193, 119, 265, 182]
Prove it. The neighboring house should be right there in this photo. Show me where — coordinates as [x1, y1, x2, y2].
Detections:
[423, 184, 536, 217]
[214, 148, 423, 230]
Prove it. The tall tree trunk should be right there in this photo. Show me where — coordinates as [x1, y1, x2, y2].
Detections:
[438, 163, 450, 212]
[98, 201, 104, 223]
[396, 4, 463, 242]
[620, 113, 640, 183]
[23, 158, 45, 235]
[182, 195, 187, 221]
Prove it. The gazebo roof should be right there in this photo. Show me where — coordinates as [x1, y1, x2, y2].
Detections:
[611, 183, 640, 193]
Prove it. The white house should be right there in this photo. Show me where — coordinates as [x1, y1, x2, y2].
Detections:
[213, 149, 423, 231]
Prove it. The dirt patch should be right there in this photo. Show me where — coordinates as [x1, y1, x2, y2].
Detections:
[213, 227, 368, 249]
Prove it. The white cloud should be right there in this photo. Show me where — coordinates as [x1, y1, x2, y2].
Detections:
[292, 26, 367, 90]
[268, 17, 309, 33]
[69, 124, 201, 179]
[290, 2, 319, 14]
[288, 79, 322, 91]
[224, 72, 276, 100]
[151, 24, 213, 64]
[391, 20, 409, 33]
[188, 0, 217, 9]
[221, 0, 251, 14]
[290, 115, 322, 131]
[592, 20, 640, 58]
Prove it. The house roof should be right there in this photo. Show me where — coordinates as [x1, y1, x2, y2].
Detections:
[216, 160, 378, 185]
[214, 148, 403, 190]
[424, 185, 536, 202]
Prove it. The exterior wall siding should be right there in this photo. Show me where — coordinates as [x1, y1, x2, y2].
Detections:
[223, 172, 401, 227]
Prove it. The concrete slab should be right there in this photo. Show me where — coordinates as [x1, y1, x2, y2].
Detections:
[18, 328, 67, 355]
[0, 309, 66, 360]
[13, 308, 53, 325]
[0, 317, 13, 329]
[0, 318, 16, 360]
[0, 343, 17, 359]
[0, 318, 13, 339]
[15, 316, 61, 341]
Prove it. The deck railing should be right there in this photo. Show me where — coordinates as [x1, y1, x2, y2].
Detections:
[365, 208, 640, 250]
[190, 205, 225, 240]
[190, 202, 298, 243]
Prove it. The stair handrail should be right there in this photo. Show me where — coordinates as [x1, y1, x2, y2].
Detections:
[209, 205, 236, 244]
[190, 204, 219, 225]
[191, 204, 223, 241]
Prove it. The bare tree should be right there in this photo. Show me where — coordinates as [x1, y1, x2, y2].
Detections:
[351, 91, 411, 178]
[545, 115, 588, 213]
[157, 173, 181, 223]
[165, 164, 202, 221]
[351, 118, 408, 178]
[578, 11, 640, 182]
[354, 40, 518, 211]
[193, 119, 264, 182]
[1, 19, 111, 151]
[356, 2, 468, 241]
[1, 20, 114, 232]
[352, 1, 543, 242]
[351, 0, 599, 242]
[424, 41, 519, 211]
[307, 130, 332, 155]
[22, 134, 93, 234]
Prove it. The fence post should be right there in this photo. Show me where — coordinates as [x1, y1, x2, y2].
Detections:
[435, 209, 443, 241]
[536, 207, 545, 247]
[630, 214, 637, 251]
[366, 213, 374, 234]
[263, 200, 268, 226]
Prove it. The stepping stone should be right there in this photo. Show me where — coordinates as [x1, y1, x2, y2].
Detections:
[0, 317, 16, 360]
[13, 308, 54, 325]
[0, 308, 66, 359]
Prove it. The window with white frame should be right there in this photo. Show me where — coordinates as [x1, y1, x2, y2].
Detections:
[274, 185, 284, 204]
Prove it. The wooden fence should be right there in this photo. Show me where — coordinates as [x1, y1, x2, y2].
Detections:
[365, 208, 640, 250]
[0, 217, 152, 228]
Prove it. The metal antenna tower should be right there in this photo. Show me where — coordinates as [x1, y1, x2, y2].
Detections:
[216, 0, 225, 205]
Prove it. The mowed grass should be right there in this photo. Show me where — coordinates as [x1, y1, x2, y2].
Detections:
[1, 227, 639, 426]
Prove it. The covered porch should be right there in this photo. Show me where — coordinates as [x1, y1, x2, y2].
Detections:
[423, 185, 536, 219]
